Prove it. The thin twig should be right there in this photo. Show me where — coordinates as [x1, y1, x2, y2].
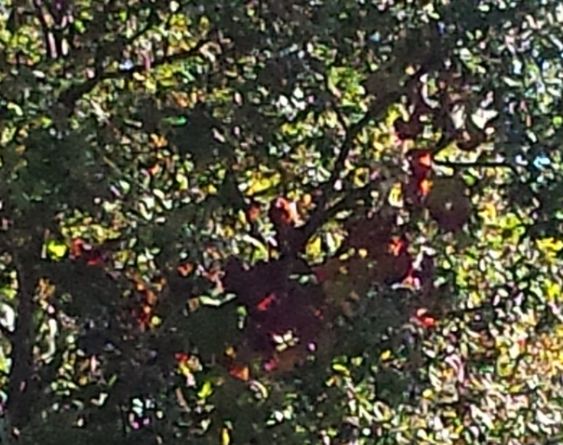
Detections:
[434, 158, 517, 173]
[324, 91, 401, 197]
[301, 63, 435, 247]
[306, 91, 400, 236]
[32, 0, 57, 58]
[431, 130, 457, 156]
[58, 25, 211, 111]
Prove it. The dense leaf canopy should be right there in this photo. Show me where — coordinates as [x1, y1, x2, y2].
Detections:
[0, 1, 562, 444]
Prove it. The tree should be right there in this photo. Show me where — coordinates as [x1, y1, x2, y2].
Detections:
[0, 0, 561, 444]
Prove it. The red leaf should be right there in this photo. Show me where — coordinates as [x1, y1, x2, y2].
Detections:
[175, 352, 190, 364]
[413, 308, 437, 329]
[177, 262, 194, 277]
[256, 293, 278, 312]
[407, 149, 433, 179]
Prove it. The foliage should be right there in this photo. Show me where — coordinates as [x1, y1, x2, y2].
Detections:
[0, 1, 562, 444]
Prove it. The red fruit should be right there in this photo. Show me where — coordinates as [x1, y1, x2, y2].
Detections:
[263, 356, 278, 372]
[268, 197, 304, 253]
[84, 251, 105, 267]
[136, 303, 153, 329]
[418, 178, 432, 197]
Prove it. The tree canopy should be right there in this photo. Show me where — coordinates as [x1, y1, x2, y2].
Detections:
[0, 1, 562, 444]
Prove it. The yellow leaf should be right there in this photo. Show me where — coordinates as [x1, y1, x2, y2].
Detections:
[150, 315, 162, 328]
[331, 363, 350, 376]
[546, 281, 561, 303]
[536, 237, 563, 260]
[372, 401, 392, 421]
[479, 201, 497, 223]
[46, 240, 68, 260]
[178, 364, 191, 378]
[321, 110, 339, 128]
[380, 350, 392, 361]
[388, 182, 403, 208]
[204, 184, 218, 195]
[198, 380, 213, 399]
[150, 133, 168, 148]
[221, 427, 231, 445]
[384, 104, 404, 127]
[246, 170, 280, 196]
[305, 236, 322, 258]
[353, 167, 369, 187]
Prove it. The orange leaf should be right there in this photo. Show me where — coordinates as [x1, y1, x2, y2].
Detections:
[229, 364, 250, 381]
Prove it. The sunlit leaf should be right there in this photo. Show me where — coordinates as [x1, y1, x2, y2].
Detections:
[46, 240, 68, 260]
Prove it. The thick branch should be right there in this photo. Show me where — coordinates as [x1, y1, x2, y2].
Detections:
[6, 243, 39, 430]
[308, 43, 442, 242]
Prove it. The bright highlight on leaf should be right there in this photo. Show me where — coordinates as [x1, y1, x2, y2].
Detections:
[388, 182, 403, 207]
[331, 363, 350, 376]
[305, 236, 322, 258]
[536, 237, 563, 260]
[245, 169, 281, 196]
[46, 240, 68, 260]
[221, 426, 231, 445]
[198, 380, 213, 399]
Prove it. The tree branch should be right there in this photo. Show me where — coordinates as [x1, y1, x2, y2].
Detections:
[58, 24, 211, 111]
[300, 176, 394, 247]
[323, 91, 401, 199]
[299, 88, 403, 250]
[32, 0, 57, 58]
[6, 241, 40, 430]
